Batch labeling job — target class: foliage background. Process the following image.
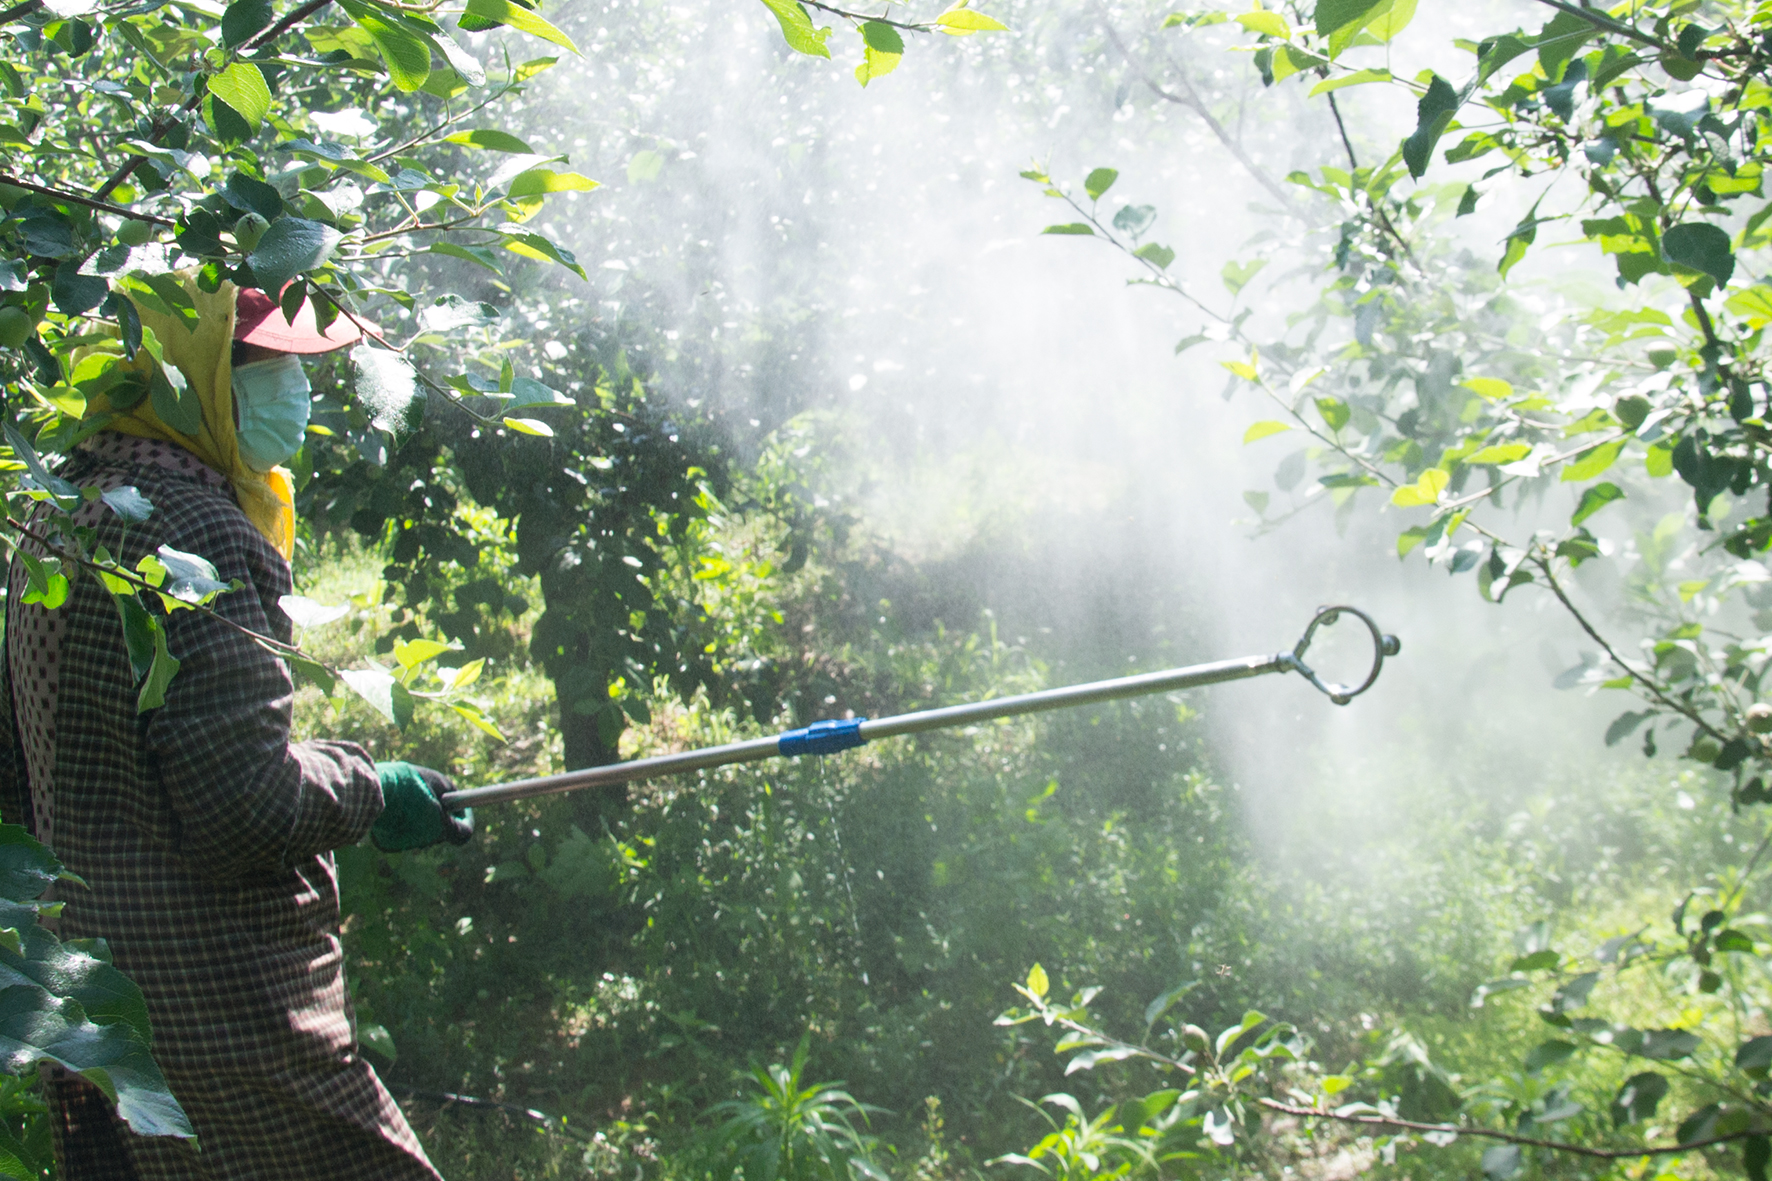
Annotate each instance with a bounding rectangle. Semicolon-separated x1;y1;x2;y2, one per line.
15;0;1772;1175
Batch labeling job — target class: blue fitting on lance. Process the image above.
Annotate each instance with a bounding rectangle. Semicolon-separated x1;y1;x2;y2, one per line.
778;717;868;757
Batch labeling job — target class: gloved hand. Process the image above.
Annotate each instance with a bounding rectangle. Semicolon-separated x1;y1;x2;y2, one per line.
370;761;474;852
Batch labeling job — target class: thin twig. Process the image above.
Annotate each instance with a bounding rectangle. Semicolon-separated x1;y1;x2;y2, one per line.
1528;0;1675;54
1092;6;1300;214
6;515;312;661
1260;1099;1759;1158
1327;92;1360;171
797;0;933;33
0;174;177;226
1532;551;1734;747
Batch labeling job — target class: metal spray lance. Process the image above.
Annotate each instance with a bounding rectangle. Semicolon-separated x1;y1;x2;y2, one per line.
440;605;1402;811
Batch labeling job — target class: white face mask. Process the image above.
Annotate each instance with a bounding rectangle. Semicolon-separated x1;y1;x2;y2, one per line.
232;354;312;473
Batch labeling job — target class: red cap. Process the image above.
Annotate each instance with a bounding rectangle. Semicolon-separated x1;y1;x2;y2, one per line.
235;287;381;355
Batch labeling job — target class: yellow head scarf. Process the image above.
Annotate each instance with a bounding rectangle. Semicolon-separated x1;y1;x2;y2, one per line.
90;276;297;560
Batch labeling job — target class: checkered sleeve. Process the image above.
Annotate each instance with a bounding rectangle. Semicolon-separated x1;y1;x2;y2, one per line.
146;504;382;879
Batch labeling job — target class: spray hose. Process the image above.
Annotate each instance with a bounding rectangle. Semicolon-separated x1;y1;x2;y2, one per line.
439;605;1400;811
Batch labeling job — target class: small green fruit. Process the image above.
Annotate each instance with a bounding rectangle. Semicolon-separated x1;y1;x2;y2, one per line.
1615;395;1652;430
1748;703;1772;734
116;219;154;247
233;212;270;253
0;306;32;350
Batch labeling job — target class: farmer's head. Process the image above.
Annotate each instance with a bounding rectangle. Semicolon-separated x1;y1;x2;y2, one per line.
229;288;369;472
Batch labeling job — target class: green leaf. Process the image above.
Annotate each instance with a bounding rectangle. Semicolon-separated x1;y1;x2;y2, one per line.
1663;222;1735;288
1131;242;1175;269
754;0;831;58
146;545;231;605
443;128;534;152
507;169;600;198
1524;1039;1577;1074
1560;439;1624;482
51;263;107;317
1308;67;1391;96
1214;1010;1265;1059
1026;963;1049;999
248;218;343;295
117;273;199;333
1222;258;1267;294
1314;0;1385;39
220;0;274;47
1084;168;1118;201
935;7;1007;34
1315;396;1349;432
503;416;554;436
1390;468;1448;507
4;422;79;500
143;354;201;435
1365;0;1414;41
462;0;579;52
129;608;180;712
1230;9;1284;38
0;827;66;901
1465;444;1531;464
357;1022;396;1061
499;230;586;278
1634;1029;1701;1060
451;702;507;740
392;637;454;670
1401;73;1458;179
278;592;350;631
1482;1145;1522;1181
285;654;337;696
1536;9;1595;82
1571;482;1625;525
1462;377;1513;401
1042;224;1094;235
340;667;415;728
1747;1136;1769;1181
428;241;504;275
1726;285;1772;328
349;3;433;91
1243;421;1292;444
206;62;271;130
627;150;664;183
1739;1036;1772;1074
18;554;68;611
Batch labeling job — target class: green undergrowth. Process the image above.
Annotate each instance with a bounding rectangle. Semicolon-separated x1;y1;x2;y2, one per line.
275;528;1758;1181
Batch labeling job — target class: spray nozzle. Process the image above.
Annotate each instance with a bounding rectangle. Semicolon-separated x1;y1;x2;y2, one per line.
1283;605;1399;706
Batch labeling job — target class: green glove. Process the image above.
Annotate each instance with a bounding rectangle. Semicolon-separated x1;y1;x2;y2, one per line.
371;761;474;853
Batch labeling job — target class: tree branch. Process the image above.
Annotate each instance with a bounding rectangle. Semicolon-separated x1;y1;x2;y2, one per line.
93;0;337;199
1531;551;1736;747
6;515;311;661
1528;0;1675;55
1260;1098;1758;1159
1092;6;1300;215
0;174;178;227
1327;92;1359;171
798;0;932;33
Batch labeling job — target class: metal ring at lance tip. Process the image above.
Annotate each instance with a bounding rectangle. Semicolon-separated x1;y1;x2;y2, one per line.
1282;604;1399;705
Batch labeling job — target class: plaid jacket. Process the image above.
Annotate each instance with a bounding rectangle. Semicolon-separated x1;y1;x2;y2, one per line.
0;437;440;1180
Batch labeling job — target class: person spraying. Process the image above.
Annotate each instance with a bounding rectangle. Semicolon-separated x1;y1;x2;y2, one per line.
0;275;469;1179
